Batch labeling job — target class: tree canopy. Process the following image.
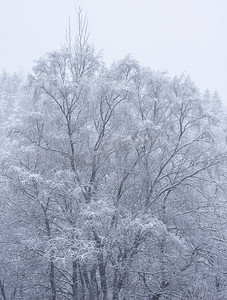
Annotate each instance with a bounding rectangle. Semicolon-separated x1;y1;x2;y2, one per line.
0;10;227;300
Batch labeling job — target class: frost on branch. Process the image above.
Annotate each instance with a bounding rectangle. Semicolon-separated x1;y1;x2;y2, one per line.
0;9;227;300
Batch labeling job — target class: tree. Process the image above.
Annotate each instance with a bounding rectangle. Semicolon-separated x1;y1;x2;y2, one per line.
1;10;227;300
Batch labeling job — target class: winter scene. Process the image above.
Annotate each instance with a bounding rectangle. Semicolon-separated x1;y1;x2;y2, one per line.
0;1;227;299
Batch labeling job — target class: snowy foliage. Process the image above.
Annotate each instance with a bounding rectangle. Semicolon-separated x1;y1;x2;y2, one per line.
0;10;227;300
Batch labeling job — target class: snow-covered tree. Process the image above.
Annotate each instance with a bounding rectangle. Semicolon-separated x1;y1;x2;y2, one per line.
1;9;227;300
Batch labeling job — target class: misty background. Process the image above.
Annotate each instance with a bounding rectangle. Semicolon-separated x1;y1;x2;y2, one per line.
0;0;226;102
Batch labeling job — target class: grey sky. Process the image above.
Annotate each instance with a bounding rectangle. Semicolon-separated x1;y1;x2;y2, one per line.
1;0;227;102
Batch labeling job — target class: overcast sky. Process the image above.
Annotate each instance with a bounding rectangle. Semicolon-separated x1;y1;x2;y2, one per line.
1;0;227;102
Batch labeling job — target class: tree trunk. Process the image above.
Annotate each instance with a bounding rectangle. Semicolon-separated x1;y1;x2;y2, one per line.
89;265;99;300
72;260;78;300
50;259;56;300
112;269;120;300
79;265;86;300
44;215;56;300
0;280;6;300
98;252;108;300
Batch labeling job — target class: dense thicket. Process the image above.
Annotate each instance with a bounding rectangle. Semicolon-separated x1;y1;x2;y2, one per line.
1;11;227;300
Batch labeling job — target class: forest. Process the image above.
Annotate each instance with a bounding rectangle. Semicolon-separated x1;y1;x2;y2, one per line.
0;10;227;300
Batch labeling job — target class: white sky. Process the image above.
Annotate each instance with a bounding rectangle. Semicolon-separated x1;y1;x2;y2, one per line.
0;0;227;102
